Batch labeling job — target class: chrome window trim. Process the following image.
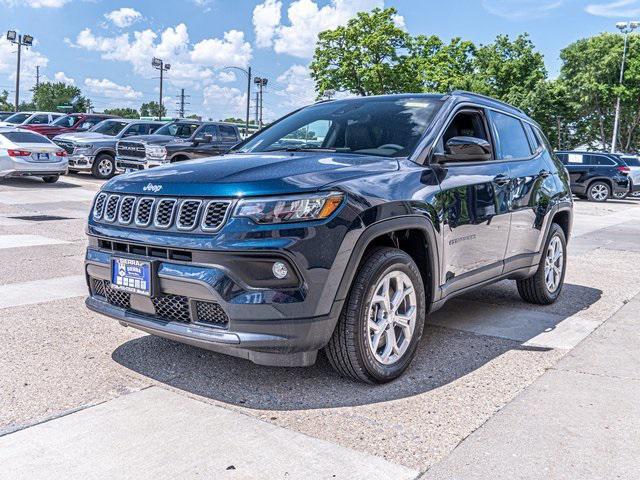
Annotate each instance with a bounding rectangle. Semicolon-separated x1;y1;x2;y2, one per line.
176;199;203;231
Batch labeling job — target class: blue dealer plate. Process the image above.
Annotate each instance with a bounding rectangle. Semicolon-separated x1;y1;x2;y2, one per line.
111;257;152;296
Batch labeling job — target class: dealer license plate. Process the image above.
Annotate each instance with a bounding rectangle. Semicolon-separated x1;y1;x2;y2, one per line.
111;257;152;296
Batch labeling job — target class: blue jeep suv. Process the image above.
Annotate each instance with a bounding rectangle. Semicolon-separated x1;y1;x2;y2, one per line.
85;91;573;383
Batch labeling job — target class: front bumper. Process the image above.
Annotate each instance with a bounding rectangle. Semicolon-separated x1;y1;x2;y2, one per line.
0;157;68;178
116;155;166;171
68;153;94;171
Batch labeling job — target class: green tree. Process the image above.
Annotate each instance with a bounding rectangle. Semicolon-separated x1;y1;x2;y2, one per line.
140;101;166;118
0;90;12;111
104;107;140;119
310;8;413;96
31;82;87;112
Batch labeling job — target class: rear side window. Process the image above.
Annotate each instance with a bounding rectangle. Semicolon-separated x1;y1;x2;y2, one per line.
219;125;238;141
490;111;532;159
556;153;568;164
523;123;541;152
585;155;615;166
0;132;51;143
622;156;640;167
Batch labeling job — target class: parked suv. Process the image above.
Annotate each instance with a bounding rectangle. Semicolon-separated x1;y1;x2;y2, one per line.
22;113;114;139
85;92;572;383
0;111;63;127
115;120;240;171
555;151;630;201
53;119;164;179
610;154;640;198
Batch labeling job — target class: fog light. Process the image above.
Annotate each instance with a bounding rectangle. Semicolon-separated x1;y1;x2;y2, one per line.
272;262;288;279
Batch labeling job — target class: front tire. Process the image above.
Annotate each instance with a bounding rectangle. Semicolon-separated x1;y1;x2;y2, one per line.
91;153;116;179
517;223;567;305
325;247;426;383
587;181;610;202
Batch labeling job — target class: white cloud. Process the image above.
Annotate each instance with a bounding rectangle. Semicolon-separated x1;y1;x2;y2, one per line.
217;70;237;82
190;30;252;68
202;83;247;119
252;0;390;58
54;71;75;85
275;64;317;108
0;39;49;97
253;0;282;48
1;0;69;7
105;7;143;28
585;0;640;17
84;78;142;100
481;0;563;20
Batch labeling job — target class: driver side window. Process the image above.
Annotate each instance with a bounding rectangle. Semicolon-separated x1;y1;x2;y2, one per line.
437;110;491;156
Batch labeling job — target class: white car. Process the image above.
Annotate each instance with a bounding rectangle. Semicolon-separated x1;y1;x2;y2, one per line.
0;111;64;127
620;155;640;197
0;128;68;183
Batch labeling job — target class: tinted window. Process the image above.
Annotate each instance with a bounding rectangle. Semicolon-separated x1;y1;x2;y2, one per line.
91;120;128;136
523;123;541;152
0;131;51;144
556;153;568;164
236;96;443;158
27;114;50;125
490;111;532;159
52;115;81;127
585;155;615;166
155;122;200;138
122;123;146;136
199;125;218;138
621;156;640;167
3;112;31;124
219;125;238;141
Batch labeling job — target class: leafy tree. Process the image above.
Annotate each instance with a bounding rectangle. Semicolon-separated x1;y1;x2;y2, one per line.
310;8;413;96
0;90;12;111
31;82;87;112
140;101;166;118
104;107;140;119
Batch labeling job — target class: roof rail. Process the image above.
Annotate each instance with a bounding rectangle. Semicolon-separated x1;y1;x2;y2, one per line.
450;90;525;115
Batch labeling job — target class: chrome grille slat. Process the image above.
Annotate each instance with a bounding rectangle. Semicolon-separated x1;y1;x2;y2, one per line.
201;200;231;232
93;193;108;220
177;200;202;231
104;195;120;222
118;196;136;224
153;198;177;229
134;197;155;226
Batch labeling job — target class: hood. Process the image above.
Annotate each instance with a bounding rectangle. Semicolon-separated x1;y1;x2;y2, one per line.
118;134;178;145
22;124;70;135
103;152;398;197
55;131;113;143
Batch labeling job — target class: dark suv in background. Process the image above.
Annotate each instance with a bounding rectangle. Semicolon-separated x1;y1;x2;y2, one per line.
115;120;240;171
86;92;572;383
556;151;630;201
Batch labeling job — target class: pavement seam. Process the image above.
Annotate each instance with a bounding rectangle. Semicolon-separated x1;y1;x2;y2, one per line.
548;366;640;382
0;385;154;438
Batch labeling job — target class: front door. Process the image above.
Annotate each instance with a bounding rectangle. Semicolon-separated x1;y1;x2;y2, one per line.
433;108;512;295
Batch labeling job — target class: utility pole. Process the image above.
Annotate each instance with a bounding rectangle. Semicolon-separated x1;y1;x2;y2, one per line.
611;21;639;153
253;77;268;129
36;65;40;87
254;91;260;126
223;66;252;136
5;31;33;112
152;57;171;120
176;88;190;118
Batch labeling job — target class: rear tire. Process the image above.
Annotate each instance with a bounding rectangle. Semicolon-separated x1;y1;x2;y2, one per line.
324;247;426;383
586;181;610;202
91;153;116;179
517;223;567;305
42;175;59;184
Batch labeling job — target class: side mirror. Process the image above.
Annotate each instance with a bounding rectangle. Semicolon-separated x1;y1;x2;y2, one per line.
194;133;213;145
435;136;492;163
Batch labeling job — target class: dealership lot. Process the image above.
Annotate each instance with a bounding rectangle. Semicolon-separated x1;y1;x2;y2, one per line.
0;174;639;477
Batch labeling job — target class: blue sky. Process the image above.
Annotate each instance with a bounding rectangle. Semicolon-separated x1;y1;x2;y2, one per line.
0;0;637;120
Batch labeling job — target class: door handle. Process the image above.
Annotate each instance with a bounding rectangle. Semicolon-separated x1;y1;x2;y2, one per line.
539;169;551;178
493;174;510;186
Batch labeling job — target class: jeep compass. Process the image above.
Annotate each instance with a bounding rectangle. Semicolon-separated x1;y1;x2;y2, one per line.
85;92;573;383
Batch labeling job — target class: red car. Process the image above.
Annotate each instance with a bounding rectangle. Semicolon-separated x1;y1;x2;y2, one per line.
22;113;114;139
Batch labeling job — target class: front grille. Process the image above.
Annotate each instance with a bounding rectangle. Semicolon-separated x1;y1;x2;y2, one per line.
154;199;177;228
117;141;146;159
90;277;228;328
118;196;136;224
201;201;231;231
152;294;191;323
177;200;202;230
54;140;75;154
92;194;233;233
194;301;228;326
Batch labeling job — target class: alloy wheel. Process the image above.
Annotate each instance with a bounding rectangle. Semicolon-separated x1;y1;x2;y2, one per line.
367;270;417;365
98;158;113;177
590;184;609;201
544;235;564;293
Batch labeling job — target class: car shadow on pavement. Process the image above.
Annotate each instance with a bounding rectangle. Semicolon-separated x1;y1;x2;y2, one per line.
0;177;81;189
112;283;602;410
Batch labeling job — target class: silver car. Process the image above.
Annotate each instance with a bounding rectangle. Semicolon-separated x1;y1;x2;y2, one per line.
0;128;68;183
620;155;640;197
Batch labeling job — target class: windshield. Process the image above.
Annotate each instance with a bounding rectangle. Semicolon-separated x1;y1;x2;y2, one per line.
154;122;200;138
52;115;81;127
1;131;52;144
3;113;31;124
236;96;443;157
90;120;128;136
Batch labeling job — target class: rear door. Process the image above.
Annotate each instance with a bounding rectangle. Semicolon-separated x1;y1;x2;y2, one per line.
433;107;512;294
192;124;222;157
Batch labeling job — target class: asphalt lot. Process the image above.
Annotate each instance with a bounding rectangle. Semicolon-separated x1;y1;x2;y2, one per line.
1;173;639;477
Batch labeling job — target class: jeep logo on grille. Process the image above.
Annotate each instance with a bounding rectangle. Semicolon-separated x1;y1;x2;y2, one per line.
143;183;162;193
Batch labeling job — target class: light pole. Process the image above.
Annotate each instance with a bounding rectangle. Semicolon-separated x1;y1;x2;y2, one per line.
611;21;639;153
152;57;171;120
224;66;252;136
6;31;33;112
254;77;268;129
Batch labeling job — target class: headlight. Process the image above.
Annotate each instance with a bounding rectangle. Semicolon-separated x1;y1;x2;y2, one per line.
234;192;344;224
145;145;167;158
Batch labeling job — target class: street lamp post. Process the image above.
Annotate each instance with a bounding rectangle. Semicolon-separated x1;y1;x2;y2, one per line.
6;31;33;112
152;57;171;121
611;21;639;153
254;77;268;129
224;66;252;136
